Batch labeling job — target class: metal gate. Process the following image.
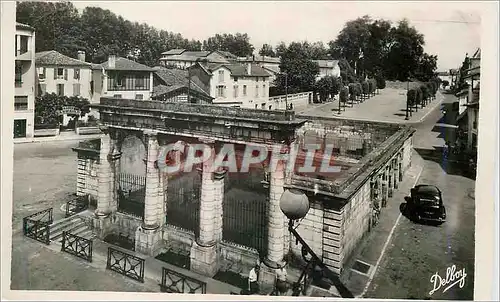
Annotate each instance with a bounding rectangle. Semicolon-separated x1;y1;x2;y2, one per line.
166;172;201;233
117;173;146;218
223;171;269;255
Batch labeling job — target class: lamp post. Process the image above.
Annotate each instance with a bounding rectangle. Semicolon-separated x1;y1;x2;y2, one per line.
283;72;288;110
279;189;354;298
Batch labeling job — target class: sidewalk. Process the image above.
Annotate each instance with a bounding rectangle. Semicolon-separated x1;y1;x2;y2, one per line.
38;229;241;295
14;131;102;144
298;90;444;124
340;152;424;298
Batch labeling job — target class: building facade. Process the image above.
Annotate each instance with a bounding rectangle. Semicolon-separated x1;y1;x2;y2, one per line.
91;55;155;103
14;22;36;139
188;62;272;108
313;60;341;80
72;100;415;291
159;49;232;70
35;50;93;100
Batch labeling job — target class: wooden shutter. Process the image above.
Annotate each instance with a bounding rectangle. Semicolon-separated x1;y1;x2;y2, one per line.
64;69;68;80
54;68;57;79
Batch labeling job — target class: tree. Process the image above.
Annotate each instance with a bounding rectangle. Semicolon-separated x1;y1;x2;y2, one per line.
308;41;330;59
203;33;254;57
407;89;416;109
35;93;90;125
348;83;357;106
420;85;429;107
329;15;372;77
314;76;341;102
275;42;287;58
275;42;320;94
259;44;276;57
339;86;349;107
338;59;358;84
415;53;438;81
362;81;370;100
385;19;425;81
375;74;386;92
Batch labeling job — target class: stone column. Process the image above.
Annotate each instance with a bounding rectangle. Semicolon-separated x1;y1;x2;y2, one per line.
388;163;394;198
260;157;287;286
190;140;219;277
135;130;164;256
381;169;388;208
96;131;114;217
393;158;399;190
398;153;403;182
213;168;226;242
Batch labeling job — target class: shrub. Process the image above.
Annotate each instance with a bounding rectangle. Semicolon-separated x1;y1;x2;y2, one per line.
348;83;357;101
420;85;429;103
355;83;362;97
407;89;417;107
415;87;423;106
339;86;349;104
375;75;386;90
362;81;370;95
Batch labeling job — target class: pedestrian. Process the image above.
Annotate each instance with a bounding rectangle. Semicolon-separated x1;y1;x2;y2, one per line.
275;264;288;295
248;264;260;295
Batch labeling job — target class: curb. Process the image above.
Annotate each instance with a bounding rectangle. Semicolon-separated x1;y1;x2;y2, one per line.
14;135;103;145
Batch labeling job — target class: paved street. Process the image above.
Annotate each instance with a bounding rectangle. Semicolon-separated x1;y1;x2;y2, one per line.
9;93;475;299
298;86;444;124
364;92;475;300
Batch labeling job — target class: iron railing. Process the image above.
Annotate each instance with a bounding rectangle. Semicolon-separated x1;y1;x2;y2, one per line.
65;196;89;218
166;174;201;233
160;267;207;293
106;247;145;282
117;173;146;218
22;208;53;245
61;231;93;262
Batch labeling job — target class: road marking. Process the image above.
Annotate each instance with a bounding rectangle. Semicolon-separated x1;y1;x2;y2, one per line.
358;165;424;298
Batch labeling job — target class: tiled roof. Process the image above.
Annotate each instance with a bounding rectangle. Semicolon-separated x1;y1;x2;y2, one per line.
313;59;339;68
218;51;238;59
238;55;281;64
262;65;280;74
153;66;210;95
93;57;154;71
35;50;91;67
161;49;186;55
160;50;229;64
203;62;271;77
16;22;34;31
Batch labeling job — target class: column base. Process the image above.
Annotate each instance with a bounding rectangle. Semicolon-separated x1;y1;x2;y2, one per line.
135;225;164;257
190;242;218;277
92;211;115;239
259;259;283;287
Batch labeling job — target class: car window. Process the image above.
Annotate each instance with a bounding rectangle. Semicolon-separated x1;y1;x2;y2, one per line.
417;197;439;207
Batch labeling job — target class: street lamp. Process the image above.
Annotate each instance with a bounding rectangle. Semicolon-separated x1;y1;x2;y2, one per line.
282;72;288;110
279;189;354;298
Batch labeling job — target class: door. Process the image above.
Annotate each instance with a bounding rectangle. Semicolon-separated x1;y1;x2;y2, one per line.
13;119;27;138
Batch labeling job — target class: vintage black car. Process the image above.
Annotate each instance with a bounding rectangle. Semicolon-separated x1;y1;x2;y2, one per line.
404;185;446;224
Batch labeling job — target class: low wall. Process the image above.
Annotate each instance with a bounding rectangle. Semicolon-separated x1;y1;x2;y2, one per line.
268;92;312;110
34;128;60;137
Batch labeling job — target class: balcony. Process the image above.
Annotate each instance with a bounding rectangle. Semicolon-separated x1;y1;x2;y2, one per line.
16;50;32;61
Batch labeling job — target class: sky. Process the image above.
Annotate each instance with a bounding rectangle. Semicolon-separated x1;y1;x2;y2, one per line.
71;1;483;71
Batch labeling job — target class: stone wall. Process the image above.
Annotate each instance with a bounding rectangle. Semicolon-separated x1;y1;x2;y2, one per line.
76;157;99;200
322;206;343;273
289;199;324;261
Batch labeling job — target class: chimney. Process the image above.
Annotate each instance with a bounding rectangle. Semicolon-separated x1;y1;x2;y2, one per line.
247;63;251;76
108;55;116;69
77;50;86;62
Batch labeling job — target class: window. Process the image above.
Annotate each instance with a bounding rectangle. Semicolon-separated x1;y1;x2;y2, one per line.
73;83;81;96
116;75;124;87
218;70;224;83
38;84;46;96
38;67;46;80
20;35;28;55
14;96;28;111
74;68;80;80
57;84;64;96
216;85;226;98
234;77;238;82
233;85;239;98
136;77;145;88
135;94;143;100
55;68;65;80
263;84;266;97
243;85;247;96
255;85;259;97
15;61;22;84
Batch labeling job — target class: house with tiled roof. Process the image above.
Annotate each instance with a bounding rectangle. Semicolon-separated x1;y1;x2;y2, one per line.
35;50;93;100
90;55;155;103
159;49;233;69
237;55;281;86
151;66;213;104
313;59;340;80
188;61;272;108
14;22;36;139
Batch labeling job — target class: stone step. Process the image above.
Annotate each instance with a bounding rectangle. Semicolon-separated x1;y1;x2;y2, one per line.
50;221;88;242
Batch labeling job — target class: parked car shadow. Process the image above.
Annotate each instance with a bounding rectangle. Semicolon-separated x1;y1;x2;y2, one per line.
399;202;443;227
414;147;476;180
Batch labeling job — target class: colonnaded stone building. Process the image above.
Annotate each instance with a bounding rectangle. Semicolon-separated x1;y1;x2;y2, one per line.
72;98;414;285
